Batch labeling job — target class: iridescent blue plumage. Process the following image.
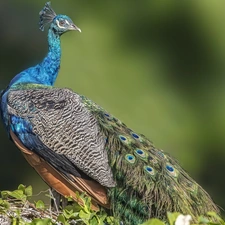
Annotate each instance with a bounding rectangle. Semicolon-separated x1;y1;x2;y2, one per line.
9;4;80;87
0;2;81;133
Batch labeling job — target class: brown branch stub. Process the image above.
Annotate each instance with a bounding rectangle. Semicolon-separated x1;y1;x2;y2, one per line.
0;198;59;224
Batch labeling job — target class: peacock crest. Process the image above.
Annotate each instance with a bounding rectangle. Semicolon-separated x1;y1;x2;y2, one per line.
39;2;57;31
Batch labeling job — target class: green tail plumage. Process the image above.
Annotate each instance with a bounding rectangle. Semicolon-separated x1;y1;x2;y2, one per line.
83;96;219;225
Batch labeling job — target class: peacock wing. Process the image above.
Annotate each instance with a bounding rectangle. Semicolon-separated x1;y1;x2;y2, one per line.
6;86;115;207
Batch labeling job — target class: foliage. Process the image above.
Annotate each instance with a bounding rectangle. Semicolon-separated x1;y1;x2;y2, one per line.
0;185;224;225
1;0;225;214
0;184;115;225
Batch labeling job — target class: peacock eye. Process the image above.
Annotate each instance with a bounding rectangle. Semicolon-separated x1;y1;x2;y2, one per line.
59;20;65;26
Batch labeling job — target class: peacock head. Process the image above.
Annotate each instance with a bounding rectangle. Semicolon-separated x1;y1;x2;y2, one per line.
39;2;81;35
51;15;81;35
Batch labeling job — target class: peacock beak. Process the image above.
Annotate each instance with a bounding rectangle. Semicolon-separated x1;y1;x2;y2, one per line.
69;23;81;32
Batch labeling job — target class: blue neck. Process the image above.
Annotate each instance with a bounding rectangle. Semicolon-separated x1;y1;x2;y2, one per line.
9;28;61;87
40;28;61;85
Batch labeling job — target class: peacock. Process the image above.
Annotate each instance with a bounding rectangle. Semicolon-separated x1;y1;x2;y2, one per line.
0;2;219;225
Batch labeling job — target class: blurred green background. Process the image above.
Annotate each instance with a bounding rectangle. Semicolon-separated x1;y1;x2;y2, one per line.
0;0;225;214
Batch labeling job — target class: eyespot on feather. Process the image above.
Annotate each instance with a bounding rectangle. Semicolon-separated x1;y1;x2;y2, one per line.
134;149;148;161
119;135;132;145
131;132;139;139
166;164;178;178
104;112;114;121
144;166;155;176
125;154;136;164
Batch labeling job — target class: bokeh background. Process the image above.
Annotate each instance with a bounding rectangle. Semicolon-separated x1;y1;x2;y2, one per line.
0;0;225;215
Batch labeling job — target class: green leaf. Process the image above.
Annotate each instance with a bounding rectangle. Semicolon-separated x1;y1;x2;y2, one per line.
0;198;10;210
57;214;66;224
167;212;181;225
1;190;10;199
24;185;33;197
1;189;27;202
141;218;165;225
106;216;117;224
207;212;225;224
9;190;27;202
28;218;52;225
65;196;73;201
79;209;91;220
11;217;18;225
83;196;92;213
198;215;209;224
89;216;99;225
63;208;79;219
18;184;26;192
98;212;107;224
65;203;82;214
35;200;45;210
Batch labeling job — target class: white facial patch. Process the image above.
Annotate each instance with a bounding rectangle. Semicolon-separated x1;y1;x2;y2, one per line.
56;19;69;29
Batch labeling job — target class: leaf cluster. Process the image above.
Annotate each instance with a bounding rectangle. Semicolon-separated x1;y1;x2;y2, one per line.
0;185;223;225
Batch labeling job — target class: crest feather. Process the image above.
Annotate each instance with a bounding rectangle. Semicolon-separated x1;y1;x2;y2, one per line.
39;2;57;31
